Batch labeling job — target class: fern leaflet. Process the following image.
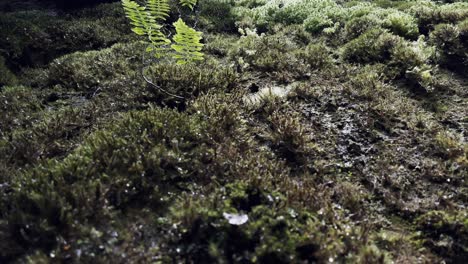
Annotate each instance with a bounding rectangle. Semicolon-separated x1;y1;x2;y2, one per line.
171;18;204;64
122;0;170;57
122;0;151;36
147;0;170;22
179;0;197;10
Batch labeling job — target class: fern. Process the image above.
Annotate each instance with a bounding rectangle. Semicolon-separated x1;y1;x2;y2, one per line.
122;0;152;36
171;18;204;64
122;0;170;57
179;0;198;10
147;0;170;22
122;0;204;63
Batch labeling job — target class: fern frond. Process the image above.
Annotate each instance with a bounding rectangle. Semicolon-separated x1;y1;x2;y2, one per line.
147;0;170;22
171;18;204;64
179;0;197;10
122;0;170;57
122;0;151;36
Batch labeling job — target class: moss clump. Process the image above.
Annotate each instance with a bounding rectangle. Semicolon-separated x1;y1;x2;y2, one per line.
0;108;213;260
430;21;468;72
230;28;303;73
0;56;17;87
229;27;332;80
145;58;238;102
264;109;319;169
0;86;43;136
298;43;334;71
198;0;236;33
342;28;435;80
161;181;385;263
411;2;468;33
43;41;145;92
0;105;97;172
345;5;419;40
416;210;468;261
0;3;132;69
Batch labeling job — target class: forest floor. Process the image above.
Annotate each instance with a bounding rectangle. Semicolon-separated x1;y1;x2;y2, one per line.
0;0;467;263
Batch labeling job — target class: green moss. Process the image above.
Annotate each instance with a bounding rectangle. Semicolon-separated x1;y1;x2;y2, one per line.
145;58;238;101
411;2;468;33
0;1;467;262
265;110;319;169
342;28;434;78
298;43;334;71
0;86;43;135
161;181;380;263
198;0;236;33
0;105;95;171
44;41;144;92
0;56;18;87
342;28;398;63
416;210;468;260
0;3;132;69
0;108;213;260
430;22;467;71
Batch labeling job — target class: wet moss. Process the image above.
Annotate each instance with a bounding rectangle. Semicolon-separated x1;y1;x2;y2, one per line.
0;108;213;260
342;28;435;80
0;56;18;87
416;210;468;261
43;41;144;92
145;58;238;103
411;2;468;33
0;0;467;262
430;21;468;72
0;2;132;70
161;181;383;263
0;86;42;135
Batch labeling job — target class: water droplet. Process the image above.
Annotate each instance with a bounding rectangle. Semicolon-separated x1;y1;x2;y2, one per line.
223;212;249;225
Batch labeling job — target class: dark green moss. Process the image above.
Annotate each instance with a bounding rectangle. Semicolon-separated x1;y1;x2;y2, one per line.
0;3;132;70
0;1;467;263
416;210;468;261
430;22;468;72
0;56;18;87
0;108;213;260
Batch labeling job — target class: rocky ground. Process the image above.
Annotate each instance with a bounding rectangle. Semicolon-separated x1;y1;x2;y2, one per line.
0;0;467;263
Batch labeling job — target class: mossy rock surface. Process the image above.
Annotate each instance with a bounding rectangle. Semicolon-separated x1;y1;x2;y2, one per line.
0;0;467;263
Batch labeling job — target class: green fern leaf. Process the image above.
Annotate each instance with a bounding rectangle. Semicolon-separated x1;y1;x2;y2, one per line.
147;0;170;22
179;0;197;10
122;0;170;57
171;18;204;64
122;0;151;36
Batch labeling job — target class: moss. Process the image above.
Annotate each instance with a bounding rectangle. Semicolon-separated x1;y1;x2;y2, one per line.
0;105;95;170
430;22;468;72
161;181;378;263
382;11;419;39
0;0;467;262
203;34;239;57
0;2;132;69
298;43;334;71
145;58;238;103
342;28;399;64
198;0;236;33
228;28;326;80
342;28;434;78
345;14;382;40
44;41;144;92
0;56;18;87
0;86;43;135
0;107;213;260
416;210;468;261
264;109;319;169
411;2;468;33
